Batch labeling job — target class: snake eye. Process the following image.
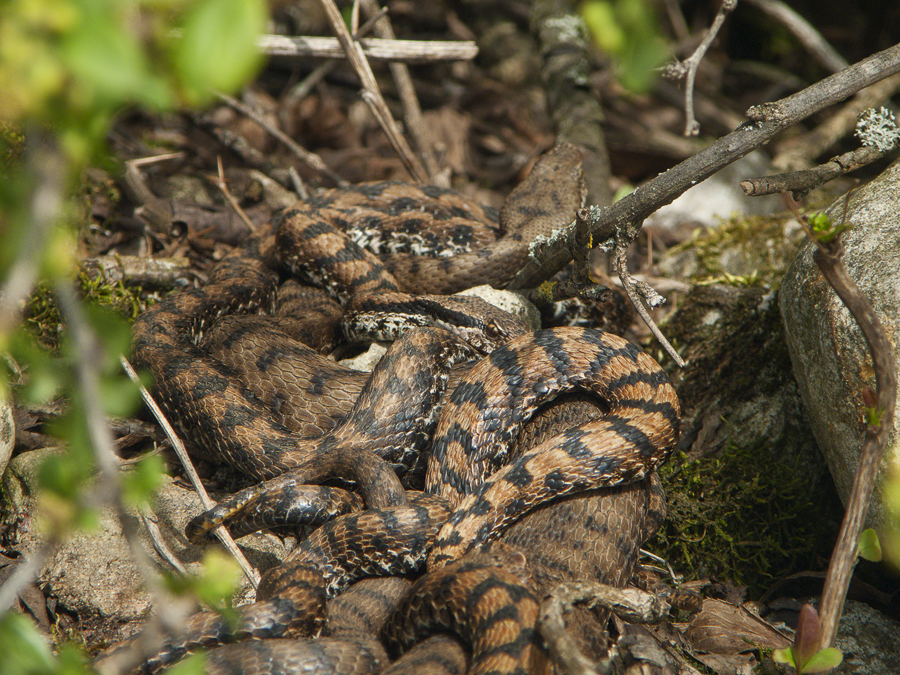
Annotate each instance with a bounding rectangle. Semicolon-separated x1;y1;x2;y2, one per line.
484;321;501;339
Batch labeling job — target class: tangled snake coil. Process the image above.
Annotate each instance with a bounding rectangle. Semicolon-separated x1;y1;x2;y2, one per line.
111;144;680;675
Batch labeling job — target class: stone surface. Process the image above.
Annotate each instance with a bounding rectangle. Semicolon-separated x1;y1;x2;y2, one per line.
4;447;289;646
0;389;13;479
832;600;900;674
780;159;900;530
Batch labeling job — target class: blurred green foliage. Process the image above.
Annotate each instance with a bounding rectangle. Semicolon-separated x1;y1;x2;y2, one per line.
0;0;267;667
579;0;668;93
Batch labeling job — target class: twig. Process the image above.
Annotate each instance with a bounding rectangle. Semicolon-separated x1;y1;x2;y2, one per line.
538;581;670;675
359;0;442;182
259;34;478;64
742;0;848;74
612;236;685;367
215;91;348;187
283;6;388;106
741;145;887;197
510;43;900;293
211;156;256;232
772;72;900;171
120;356;260;587
662;0;738;136
782;197;897;651
317;0;429;182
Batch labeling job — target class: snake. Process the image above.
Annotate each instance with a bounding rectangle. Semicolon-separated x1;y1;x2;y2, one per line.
116;144;681;674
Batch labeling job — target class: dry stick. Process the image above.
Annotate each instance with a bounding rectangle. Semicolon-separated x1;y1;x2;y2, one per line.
120;356;261;587
741;145;887;197
284;6;389;106
742;0;848;74
56;285;198;675
510;43;900;295
663;0;737;136
359;0;442;182
212;156;257;232
317;0;429;182
772;72;900;171
539;582;671;675
215;91;348;188
258;34;478;64
781;200;898;652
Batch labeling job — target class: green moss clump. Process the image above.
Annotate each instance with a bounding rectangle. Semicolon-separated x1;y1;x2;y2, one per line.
650;442;842;596
24;273;145;350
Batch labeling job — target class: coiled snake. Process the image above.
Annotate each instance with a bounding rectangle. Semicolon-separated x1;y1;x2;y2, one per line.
114;144;680;675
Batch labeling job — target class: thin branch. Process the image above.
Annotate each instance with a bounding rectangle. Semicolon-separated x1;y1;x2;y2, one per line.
613;237;685;367
120;356;260;587
538;581;670;675
258;34;478;64
215;92;348;187
211;156;256;232
359;0;441;182
781;197;898;651
741;145;887;197
283;6;388;106
663;0;738;136
317;0;429;182
510;42;900;292
742;0;848;74
772;72;900;170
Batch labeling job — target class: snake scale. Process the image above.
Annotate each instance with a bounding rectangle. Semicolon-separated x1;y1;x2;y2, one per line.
114;144;680;675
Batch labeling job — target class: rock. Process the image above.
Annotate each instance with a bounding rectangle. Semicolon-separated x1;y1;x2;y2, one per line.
832;600;900;674
4;447;290;648
780;159;900;530
0;389;13;478
457;285;542;330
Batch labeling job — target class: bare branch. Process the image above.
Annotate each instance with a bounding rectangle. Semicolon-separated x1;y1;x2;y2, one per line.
741;145;887;197
318;0;429;182
510;43;900;292
663;0;737;136
258;35;478;64
359;0;442;182
215;92;348;187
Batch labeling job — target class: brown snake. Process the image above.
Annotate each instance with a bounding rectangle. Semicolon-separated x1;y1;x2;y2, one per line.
117;144;680;674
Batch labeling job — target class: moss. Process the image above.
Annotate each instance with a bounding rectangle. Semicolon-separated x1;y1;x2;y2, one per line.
24;273;145;350
666;212;806;288
650;442;842;596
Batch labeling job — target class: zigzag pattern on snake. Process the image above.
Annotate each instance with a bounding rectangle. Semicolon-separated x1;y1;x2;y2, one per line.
115;144;681;675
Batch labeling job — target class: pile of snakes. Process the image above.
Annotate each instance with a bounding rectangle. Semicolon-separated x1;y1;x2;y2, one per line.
110;144;680;675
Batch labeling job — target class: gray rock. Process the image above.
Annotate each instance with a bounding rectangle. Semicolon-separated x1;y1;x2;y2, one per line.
4;447;289;646
832;600;900;674
0;389;12;478
780;159;900;530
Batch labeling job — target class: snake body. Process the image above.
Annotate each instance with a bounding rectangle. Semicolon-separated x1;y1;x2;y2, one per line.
117;144;680;674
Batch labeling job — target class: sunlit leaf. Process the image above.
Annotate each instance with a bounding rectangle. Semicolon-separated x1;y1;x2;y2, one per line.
174;0;266;105
801;647;843;673
0;613;56;675
772;647;796;667
857;528;882;562
165;651;207;675
121;454;166;506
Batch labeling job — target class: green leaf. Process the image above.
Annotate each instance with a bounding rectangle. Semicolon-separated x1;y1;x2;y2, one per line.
174;0;266;105
62;1;171;110
772;647;796;667
0;613;56;675
121;454;166;506
857;528;882;562
801;647;843;673
164;651;207;675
